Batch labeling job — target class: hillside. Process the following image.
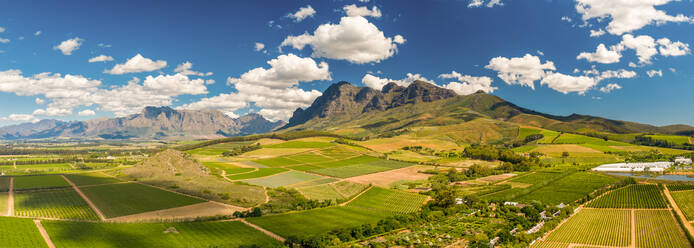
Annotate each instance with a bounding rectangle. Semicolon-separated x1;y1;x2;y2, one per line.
0;107;285;140
285;81;694;141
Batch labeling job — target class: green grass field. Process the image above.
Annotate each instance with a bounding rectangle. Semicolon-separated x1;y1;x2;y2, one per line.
286;153;336;164
243;171;323;188
80;183;205;218
0;217;49;248
0;192;7;214
518;127;542;139
297;184;345;200
546;209;631;246
310;159;411;178
514;172;617;205
253;157;303;167
14;189;99;220
64;173;122;187
42;220;283;248
13;175;71;191
587;184;667;209
225;168;288;180
0;176;10;191
645;134;691;145
670;190;694;221
249;187;426;238
635;210;690;248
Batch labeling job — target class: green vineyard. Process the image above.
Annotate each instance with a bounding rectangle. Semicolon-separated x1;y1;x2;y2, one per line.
635;210;690;248
13;189;100;220
545;209;631;246
586;184;667;209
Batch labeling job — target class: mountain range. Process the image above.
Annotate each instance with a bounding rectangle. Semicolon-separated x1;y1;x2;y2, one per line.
2;80;693;141
283;80;694;142
0;107;285;140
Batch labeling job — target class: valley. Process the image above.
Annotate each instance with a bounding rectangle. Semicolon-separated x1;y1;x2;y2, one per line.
1;84;694;247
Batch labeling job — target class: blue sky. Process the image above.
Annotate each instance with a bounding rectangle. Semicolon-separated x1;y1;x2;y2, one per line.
0;0;693;126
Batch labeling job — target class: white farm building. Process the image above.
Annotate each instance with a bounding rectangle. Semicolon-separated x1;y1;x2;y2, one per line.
592;161;673;172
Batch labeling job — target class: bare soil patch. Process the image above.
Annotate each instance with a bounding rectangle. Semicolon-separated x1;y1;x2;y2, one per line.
532;144;602;154
109;202;245;222
346;166;433;187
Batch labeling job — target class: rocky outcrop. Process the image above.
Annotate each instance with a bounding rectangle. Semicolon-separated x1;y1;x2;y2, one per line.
286;80;458;128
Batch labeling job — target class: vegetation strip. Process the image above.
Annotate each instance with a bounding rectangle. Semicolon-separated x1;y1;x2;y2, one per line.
61;175;106;221
7;177;13;216
33;220;56;248
238;219;286;242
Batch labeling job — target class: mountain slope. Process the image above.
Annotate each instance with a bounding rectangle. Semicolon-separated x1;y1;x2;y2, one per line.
284;81;694;140
0;107;285;140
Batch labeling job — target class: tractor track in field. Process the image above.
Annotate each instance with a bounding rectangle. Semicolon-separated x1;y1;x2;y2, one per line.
62;175;106;221
33;219;56;248
339;185;372;206
238;219;285;242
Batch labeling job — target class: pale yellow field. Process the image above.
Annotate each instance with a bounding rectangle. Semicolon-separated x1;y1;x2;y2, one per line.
346;165;435;187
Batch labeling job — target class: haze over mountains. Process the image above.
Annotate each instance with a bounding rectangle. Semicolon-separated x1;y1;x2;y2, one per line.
0;106;285;140
2;80;694;140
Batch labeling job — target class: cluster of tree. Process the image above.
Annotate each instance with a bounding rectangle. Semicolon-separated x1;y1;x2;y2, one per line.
438;145;546;171
221;144;261;157
402;146;436;155
605;150;671;162
0;148;157;156
511;133;545;147
0;157;121;166
233;207;263;218
632;135;694;150
258;188;335;215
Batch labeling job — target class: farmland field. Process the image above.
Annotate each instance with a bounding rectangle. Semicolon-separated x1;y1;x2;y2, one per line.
14;188;100;220
586;184;667;209
529;241;569;248
0;176;9;191
545;209;631;246
242;170;323;188
635;210;690;248
64;172;122;186
0;217;49;248
253;157;303;167
42;219;283;248
514;172;617;205
667;184;694;191
225;168;288;180
79;183;205;218
310;159;411;178
0;192;7;214
670;190;694;220
13;175;70;191
249;187;426;238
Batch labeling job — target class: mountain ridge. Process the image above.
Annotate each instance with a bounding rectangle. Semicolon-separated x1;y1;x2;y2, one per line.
284;81;694;137
0;107;285;140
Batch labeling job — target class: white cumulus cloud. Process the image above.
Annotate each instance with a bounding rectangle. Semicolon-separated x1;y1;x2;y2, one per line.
577;44;622;64
254;42;265;52
647;69;663;77
173;61;212;77
288;5;316;22
361;73;434;91
280;16;405;64
181;54;330;121
54;37;83;55
78;109;96;116
485;54;556;89
575;0;693;35
88;55;114;63
439;71;497;95
105;54;167;74
599;83;622;93
343;4;382;18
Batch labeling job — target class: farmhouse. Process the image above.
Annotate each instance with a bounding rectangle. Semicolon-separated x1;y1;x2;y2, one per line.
675;157;692;165
591;161;673;172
